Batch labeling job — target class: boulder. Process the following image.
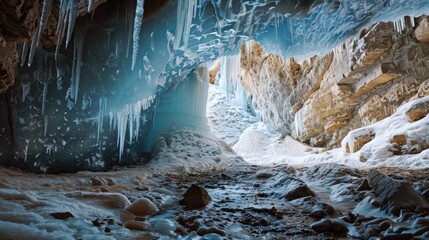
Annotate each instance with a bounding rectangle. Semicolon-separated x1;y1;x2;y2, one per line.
126;198;158;216
367;170;429;216
181;185;212;208
284;181;316;201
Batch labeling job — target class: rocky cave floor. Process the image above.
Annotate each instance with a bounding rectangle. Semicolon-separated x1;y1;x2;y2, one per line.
1;163;429;239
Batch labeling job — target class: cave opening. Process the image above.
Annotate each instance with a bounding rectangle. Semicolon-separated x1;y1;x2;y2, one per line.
1;0;429;239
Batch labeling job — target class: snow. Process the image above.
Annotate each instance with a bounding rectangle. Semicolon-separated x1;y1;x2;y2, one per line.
233;122;318;166
208;82;429;170
148;128;244;172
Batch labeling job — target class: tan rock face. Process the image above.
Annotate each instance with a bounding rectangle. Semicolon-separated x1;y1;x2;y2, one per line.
240;16;429;148
406;100;429;122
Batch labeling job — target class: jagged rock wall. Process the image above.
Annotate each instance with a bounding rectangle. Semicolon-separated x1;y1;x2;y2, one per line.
240;16;429;148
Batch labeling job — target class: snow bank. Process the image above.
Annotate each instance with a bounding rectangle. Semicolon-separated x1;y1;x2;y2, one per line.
233;122;319;166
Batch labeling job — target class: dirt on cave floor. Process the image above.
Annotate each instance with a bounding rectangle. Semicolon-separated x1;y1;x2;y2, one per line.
1;163;429;239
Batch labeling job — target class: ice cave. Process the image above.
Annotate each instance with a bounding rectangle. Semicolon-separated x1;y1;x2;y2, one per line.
1;0;429;239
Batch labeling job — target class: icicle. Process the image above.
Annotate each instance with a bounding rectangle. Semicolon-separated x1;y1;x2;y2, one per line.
128;105;134;143
71;30;84;103
20;40;30;66
88;0;94;12
173;0;185;50
44;116;49;137
182;0;195;50
131;0;145;70
117;106;129;162
27;34;39;67
24;140;29;162
410;17;415;28
41;83;48;115
97;97;107;145
21;82;31;102
66;0;78;48
150;32;155;51
27;0;53;66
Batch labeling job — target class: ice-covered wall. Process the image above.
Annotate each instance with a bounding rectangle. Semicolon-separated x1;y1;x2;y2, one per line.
146;66;210;151
1;0;429;172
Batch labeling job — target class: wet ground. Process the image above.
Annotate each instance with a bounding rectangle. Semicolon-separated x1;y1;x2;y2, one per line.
1;163;429;239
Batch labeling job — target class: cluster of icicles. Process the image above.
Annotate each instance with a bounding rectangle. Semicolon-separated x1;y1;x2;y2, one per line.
17;0;162;160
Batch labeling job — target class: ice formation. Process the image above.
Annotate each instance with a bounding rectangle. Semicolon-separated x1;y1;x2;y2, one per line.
1;0;429;171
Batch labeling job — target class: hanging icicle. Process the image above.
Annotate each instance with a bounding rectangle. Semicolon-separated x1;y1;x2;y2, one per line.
174;0;196;50
20;40;30;67
27;0;54;67
131;0;145;70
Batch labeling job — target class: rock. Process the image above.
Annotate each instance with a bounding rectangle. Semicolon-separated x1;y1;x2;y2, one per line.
331;220;348;233
311;219;333;233
344;132;375;153
367;170;429;215
92;218;102;227
175;225;189;236
50;212;74;220
391;135;407;146
284;182;316;201
406;100;429;123
309;209;328;219
364;226;380;239
381;233;413;240
357;179;371;191
414;226;429;236
413;217;429;228
255;171;274;179
180;185;212;208
414;17;429;43
91;177;107;186
196;226;226;236
378;220;391;231
123;220;151;231
125;198;158;216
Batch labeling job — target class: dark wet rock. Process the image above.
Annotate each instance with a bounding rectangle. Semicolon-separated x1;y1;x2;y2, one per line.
311;219;333;233
256;171;274;179
180;185;212;208
364;226;380;239
370;198;382;207
50;212;74;220
92;218;102;226
104;227;111;233
331;220;348;233
414;226;429;236
357;179;371;191
367;170;429;216
378;220;391;231
309;209;328;219
413;217;429;228
175;225;189;236
196;226;226;236
381;233;413;240
284;182;316;201
340;212;356;223
258;218;271;226
322;203;335;214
